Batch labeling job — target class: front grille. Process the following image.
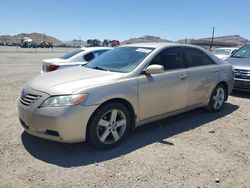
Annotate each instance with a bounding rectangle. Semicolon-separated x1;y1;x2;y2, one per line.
234;69;250;79
20;93;41;106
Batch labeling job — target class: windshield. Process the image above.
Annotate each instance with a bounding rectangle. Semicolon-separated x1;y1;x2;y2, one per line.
212;49;231;55
60;49;85;59
232;45;250;58
86;47;154;73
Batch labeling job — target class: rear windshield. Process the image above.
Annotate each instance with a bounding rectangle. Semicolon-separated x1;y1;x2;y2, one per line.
60;49;84;59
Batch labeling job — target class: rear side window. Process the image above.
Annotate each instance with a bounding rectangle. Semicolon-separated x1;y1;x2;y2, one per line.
60;49;84;59
149;47;184;70
93;50;108;58
183;47;215;67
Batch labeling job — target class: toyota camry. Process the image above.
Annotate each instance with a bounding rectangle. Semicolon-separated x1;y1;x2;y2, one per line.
18;43;234;149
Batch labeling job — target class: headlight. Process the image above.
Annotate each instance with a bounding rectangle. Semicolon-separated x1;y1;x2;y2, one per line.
40;94;88;108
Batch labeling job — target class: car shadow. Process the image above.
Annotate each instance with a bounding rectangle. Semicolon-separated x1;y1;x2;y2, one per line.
231;90;250;99
21;103;238;168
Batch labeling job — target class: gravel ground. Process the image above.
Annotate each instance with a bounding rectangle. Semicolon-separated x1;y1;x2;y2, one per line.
0;49;249;188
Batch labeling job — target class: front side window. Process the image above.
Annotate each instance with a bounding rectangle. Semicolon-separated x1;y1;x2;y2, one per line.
86;47;154;73
232;44;250;58
149;47;184;70
183;47;215;67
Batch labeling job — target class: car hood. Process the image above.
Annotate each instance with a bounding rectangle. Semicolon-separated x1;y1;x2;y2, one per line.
225;57;250;70
27;66;124;95
215;54;229;60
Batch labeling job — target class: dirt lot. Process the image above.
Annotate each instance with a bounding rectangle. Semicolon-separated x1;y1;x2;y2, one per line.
0;49;249;188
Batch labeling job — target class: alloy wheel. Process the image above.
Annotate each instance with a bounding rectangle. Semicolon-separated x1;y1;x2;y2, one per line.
97;109;127;144
212;87;225;110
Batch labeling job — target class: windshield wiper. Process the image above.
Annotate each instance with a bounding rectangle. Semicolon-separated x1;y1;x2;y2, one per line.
82;64;110;71
92;66;108;71
232;56;244;58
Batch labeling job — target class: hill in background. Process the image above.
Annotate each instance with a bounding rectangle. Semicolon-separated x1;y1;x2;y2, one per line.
0;33;249;47
121;35;173;44
63;40;87;47
0;33;64;45
178;35;249;47
202;35;249;46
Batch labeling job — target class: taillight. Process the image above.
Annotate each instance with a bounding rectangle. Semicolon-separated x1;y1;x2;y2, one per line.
46;64;60;72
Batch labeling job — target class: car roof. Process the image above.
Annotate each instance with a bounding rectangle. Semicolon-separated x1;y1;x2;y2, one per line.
120;42;207;50
213;47;238;50
121;43;177;48
81;47;112;51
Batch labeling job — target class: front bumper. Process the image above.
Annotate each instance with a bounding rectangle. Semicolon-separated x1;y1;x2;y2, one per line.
18;101;98;143
233;78;250;92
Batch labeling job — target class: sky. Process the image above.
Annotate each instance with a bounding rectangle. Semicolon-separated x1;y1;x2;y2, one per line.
1;0;250;41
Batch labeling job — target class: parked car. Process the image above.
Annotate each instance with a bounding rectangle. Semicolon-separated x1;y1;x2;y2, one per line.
40;41;53;48
212;47;238;60
41;47;111;73
87;39;101;47
102;39;111;47
21;41;38;48
18;43;234;149
225;44;250;91
111;40;120;47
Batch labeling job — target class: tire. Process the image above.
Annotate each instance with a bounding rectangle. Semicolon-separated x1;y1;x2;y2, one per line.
205;84;226;112
88;103;131;149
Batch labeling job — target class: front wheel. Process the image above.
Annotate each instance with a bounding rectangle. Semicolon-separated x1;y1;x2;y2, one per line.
205;84;226;112
88;103;131;149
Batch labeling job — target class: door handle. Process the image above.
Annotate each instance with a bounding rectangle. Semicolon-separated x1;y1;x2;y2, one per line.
179;74;188;80
213;69;219;73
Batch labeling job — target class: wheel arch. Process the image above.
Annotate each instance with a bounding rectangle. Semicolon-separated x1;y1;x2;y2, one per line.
86;98;136;141
216;81;229;101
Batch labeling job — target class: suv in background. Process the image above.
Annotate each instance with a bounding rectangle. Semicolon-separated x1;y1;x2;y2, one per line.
225;44;250;92
21;41;38;48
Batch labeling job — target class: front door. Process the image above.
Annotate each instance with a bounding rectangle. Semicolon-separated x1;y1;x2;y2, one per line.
138;47;188;120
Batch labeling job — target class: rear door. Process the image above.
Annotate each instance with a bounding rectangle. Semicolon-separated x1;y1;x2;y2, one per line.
138;47;188;120
182;47;218;107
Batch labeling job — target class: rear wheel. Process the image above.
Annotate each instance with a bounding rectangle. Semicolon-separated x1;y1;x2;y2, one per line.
88;103;131;149
205;84;226;112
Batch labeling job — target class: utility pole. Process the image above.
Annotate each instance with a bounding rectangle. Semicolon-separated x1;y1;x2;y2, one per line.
16;36;18;53
210;26;215;50
79;36;81;47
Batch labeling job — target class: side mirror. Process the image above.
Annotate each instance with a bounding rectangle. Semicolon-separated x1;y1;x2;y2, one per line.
144;64;164;75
